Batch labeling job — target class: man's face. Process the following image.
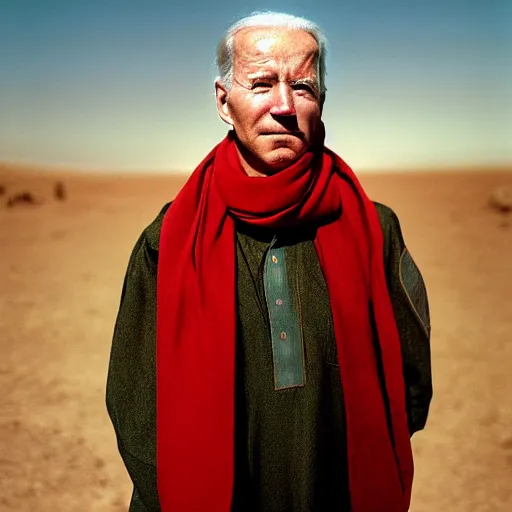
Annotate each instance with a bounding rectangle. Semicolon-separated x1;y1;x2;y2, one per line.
215;27;323;176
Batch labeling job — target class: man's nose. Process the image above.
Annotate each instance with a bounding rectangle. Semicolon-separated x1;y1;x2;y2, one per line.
269;82;296;116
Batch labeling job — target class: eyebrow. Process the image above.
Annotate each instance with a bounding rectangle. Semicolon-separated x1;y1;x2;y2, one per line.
290;77;318;88
245;72;318;86
246;71;278;80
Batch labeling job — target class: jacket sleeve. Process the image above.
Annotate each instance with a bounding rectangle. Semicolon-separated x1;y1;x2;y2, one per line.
374;202;433;436
106;203;171;511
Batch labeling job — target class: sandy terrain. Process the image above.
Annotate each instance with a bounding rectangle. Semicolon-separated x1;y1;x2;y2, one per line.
0;162;511;511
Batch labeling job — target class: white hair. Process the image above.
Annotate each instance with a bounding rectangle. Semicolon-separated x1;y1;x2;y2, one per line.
216;11;328;101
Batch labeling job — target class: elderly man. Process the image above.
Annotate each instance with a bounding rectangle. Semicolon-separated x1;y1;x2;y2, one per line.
106;11;432;512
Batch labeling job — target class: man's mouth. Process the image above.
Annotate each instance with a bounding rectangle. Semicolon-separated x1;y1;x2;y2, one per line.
261;131;303;138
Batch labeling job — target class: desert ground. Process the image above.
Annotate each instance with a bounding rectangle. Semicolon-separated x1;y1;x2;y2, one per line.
0;162;511;511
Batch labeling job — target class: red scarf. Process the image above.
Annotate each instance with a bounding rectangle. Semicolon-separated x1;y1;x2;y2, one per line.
156;131;413;511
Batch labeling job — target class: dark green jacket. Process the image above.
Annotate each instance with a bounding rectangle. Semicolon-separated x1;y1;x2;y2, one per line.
106;201;432;511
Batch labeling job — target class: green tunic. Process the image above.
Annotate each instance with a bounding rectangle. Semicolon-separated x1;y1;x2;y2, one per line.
233;223;350;511
106;202;432;512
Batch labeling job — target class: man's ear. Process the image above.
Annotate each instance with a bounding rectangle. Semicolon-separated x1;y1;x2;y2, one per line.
215;80;233;125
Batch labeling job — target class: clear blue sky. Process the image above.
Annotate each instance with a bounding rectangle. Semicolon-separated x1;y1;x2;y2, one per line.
1;0;510;172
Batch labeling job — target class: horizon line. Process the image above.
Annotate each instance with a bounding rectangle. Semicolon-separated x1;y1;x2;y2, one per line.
1;159;511;177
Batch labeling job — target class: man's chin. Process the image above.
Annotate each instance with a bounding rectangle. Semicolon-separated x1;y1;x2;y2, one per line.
263;147;304;170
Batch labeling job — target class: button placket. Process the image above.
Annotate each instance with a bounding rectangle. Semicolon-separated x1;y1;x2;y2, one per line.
264;245;305;390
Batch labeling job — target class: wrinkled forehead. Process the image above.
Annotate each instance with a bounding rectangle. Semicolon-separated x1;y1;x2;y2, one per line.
233;27;320;76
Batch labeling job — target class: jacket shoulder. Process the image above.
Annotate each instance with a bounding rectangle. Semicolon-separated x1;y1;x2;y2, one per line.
372;201;406;262
373;201;393;221
141;201;172;254
373;201;402;237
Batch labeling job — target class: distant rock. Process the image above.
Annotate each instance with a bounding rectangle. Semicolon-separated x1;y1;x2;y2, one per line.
54;182;66;201
0;185;5;196
488;186;512;213
6;191;40;208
